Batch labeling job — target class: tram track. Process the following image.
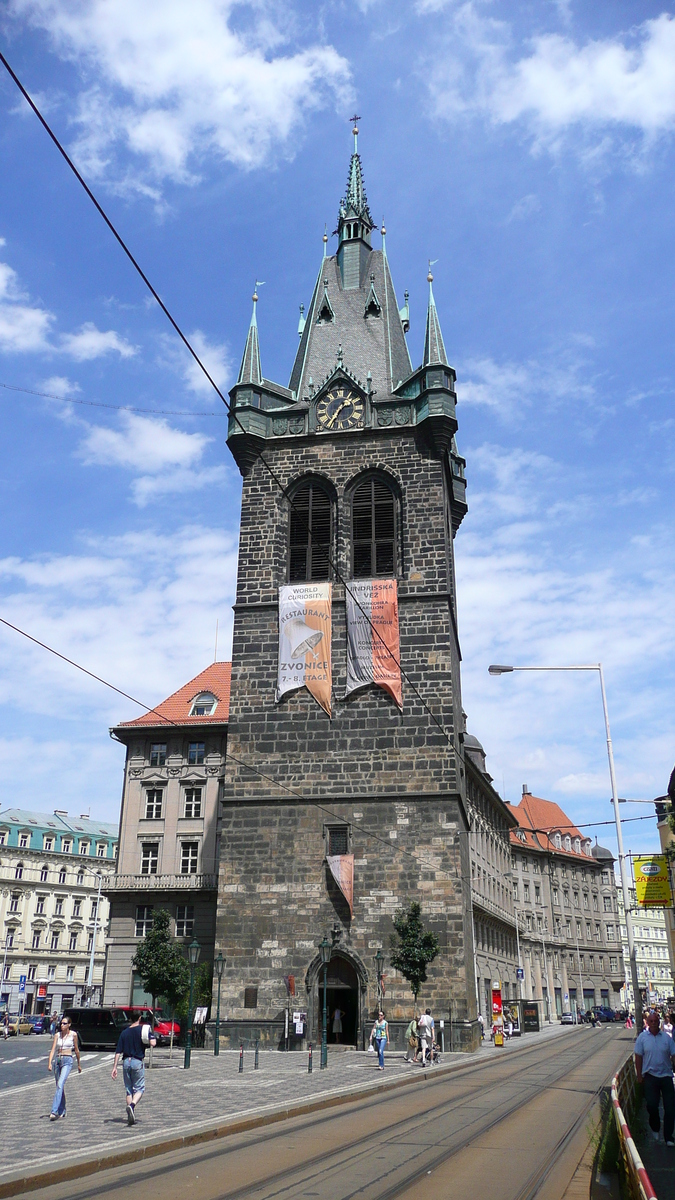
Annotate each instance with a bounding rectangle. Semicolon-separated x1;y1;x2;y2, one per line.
30;1027;632;1200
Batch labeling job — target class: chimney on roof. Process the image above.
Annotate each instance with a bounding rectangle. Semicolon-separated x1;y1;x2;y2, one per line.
53;809;68;816
522;785;530;796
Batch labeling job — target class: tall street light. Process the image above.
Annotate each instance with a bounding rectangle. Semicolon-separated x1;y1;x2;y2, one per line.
488;661;642;1028
85;870;103;1006
214;952;224;1057
183;937;201;1070
318;936;331;1070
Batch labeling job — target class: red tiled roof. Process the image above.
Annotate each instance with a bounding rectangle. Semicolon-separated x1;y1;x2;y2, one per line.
117;662;231;728
506;793;592;861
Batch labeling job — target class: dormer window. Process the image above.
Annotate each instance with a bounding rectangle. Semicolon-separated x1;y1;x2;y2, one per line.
190;693;218;717
553;832;562;850
564;835;572;851
573;837;581;854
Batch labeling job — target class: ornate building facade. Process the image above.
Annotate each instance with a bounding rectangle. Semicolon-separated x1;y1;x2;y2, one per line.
104;663;229;1004
0;808;117;1014
214;126;480;1051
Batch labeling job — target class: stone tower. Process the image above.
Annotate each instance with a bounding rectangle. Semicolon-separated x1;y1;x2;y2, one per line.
215;124;478;1051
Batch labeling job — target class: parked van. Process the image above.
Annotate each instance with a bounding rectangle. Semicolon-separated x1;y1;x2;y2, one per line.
62;1007;132;1050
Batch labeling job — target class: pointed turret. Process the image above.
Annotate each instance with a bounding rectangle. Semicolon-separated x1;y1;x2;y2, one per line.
423;266;448;367
237;285;262;385
335;118;376;289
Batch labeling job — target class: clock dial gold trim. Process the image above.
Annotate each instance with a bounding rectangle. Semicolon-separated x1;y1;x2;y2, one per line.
316;385;365;432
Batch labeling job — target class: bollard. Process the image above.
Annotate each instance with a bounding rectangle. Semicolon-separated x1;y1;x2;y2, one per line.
239;1043;244;1073
308;1043;313;1073
254;1040;259;1070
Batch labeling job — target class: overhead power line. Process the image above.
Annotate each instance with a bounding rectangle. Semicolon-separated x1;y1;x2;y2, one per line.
1;380;220;417
0;49;453;750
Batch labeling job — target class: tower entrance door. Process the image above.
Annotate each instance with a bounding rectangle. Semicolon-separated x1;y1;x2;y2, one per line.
321;955;359;1046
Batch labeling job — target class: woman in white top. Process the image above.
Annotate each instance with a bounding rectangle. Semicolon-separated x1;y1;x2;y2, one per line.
47;1016;82;1120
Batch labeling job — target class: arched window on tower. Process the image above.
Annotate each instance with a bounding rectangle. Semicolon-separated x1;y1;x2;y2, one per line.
351;476;397;577
288;481;332;582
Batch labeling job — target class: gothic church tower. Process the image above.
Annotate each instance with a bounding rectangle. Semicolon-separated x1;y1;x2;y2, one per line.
215;124;477;1050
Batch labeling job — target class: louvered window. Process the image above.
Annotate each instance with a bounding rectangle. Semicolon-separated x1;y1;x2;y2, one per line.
289;483;331;582
352;477;396;577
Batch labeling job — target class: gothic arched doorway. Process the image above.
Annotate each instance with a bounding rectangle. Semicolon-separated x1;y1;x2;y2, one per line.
324;954;359;1046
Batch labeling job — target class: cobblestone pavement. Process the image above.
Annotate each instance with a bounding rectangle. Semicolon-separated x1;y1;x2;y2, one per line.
0;1022;578;1187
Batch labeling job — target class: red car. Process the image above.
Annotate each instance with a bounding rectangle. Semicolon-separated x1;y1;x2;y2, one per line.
112;1005;180;1045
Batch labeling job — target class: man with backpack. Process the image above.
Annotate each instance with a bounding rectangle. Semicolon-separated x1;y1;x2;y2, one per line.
111;1012;156;1126
404;1014;418;1062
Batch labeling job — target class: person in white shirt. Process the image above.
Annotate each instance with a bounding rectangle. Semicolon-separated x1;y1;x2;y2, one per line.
418;1009;434;1065
634;1010;675;1146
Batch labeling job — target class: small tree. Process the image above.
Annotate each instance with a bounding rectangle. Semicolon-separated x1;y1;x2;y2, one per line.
131;909;190;1055
390;901;439;1014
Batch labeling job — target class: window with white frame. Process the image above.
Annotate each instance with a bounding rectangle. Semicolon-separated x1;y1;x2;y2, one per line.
97;843;107;857
145;790;163;820
3;962;10;977
58;868;67;884
36;895;46;915
180;841;199;875
141;843;159;875
55;897;64;917
9;893;20;913
50;932;59;951
90;899;98;920
184;788;202;819
190;693;217;717
175;904;194;936
87;932;94;953
0;830;6;845
77;871;84;886
27;965;36;981
69;932;78;951
31;930;41;949
188;742;205;765
47;965;55;980
603;896;612;912
43;836;54;851
135;905;153;937
79;841;90;856
19;833;29;848
62;839;72;853
15;863;23;880
66;966;74;981
72;898;82;918
39;865;48;882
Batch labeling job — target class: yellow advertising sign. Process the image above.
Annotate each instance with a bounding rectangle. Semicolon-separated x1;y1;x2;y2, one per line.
633;855;672;907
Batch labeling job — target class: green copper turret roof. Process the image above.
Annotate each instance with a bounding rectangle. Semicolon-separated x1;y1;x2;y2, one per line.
423;269;448;367
237;287;262;385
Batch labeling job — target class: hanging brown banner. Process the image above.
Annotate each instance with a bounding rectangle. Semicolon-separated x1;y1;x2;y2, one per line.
277;582;332;716
345;579;402;708
327;853;354;916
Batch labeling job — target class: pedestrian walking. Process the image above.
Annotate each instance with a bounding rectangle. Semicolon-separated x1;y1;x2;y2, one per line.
2;1011;9;1040
111;1012;156;1126
47;1016;82;1120
418;1009;434;1065
404;1015;418;1063
369;1010;389;1070
331;1007;343;1044
634;1010;675;1147
478;1012;485;1040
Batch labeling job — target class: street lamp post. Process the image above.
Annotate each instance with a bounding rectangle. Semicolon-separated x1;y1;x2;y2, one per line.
489;661;642;1029
375;949;385;1010
318;936;331;1070
214;952;224;1057
183;937;201;1070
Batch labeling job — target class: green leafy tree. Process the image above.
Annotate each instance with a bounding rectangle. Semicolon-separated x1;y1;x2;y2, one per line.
131;908;190;1053
390;901;439;1013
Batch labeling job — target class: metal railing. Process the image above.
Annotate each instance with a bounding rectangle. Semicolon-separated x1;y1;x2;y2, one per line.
611;1056;657;1200
102;873;217;892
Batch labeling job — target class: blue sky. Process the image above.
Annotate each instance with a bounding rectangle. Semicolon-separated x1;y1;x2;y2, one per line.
0;1;673;862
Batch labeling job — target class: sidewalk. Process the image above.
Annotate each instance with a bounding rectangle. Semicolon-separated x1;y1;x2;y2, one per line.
633;1096;675;1198
0;1021;581;1196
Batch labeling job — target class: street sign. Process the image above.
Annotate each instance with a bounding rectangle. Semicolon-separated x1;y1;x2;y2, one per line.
18;975;26;995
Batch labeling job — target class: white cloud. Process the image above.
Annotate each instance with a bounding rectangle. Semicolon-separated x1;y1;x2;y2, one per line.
429;9;675;157
76;411;226;505
457;350;596;415
506;193;540;222
60;322;137;360
39;375;81;397
10;0;352;189
0;524;239;818
161;329;231;396
0;260;53;353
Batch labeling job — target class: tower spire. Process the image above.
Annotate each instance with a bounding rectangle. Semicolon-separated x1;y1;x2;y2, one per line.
335;118;376;289
237;282;263;385
423;262;448;367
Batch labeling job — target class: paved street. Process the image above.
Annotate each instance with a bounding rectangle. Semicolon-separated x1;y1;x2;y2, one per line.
0;1034;108;1088
0;1022;625;1196
6;1024;632;1200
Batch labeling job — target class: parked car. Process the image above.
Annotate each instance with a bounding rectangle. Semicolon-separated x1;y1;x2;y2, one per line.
62;1007;133;1050
560;1011;580;1025
110;1005;179;1045
6;1015;33;1035
25;1014;46;1034
591;1006;616;1023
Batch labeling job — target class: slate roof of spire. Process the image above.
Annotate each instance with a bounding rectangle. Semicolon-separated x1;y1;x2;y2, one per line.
423;279;449;367
237;295;262;385
288;250;411;399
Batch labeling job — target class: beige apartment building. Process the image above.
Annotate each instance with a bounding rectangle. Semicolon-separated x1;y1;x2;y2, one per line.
103;663;230;1005
507;790;625;1017
0;808;117;1014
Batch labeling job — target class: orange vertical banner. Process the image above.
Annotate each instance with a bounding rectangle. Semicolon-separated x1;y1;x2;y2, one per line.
345;579;402;708
277;583;332;716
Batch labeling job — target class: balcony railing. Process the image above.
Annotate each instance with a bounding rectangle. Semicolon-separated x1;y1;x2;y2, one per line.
102;873;217;892
471;888;518;929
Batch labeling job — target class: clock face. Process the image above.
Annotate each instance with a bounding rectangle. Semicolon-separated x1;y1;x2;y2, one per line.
316;385;365;432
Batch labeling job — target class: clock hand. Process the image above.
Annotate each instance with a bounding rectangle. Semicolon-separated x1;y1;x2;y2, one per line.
326;401;349;428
